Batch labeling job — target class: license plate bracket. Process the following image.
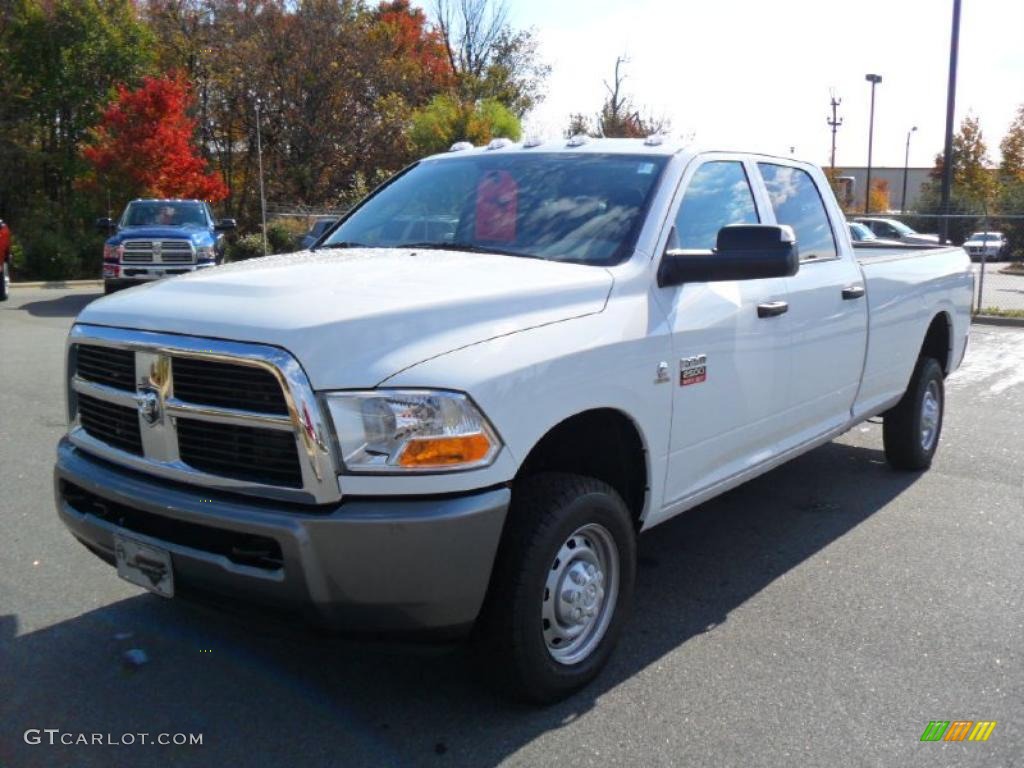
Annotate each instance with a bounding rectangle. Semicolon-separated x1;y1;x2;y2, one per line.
114;534;174;598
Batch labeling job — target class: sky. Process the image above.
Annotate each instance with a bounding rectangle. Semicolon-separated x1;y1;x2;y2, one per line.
436;0;1024;169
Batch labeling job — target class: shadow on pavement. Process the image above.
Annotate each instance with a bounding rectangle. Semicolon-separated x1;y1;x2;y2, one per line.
1;441;917;768
18;292;102;318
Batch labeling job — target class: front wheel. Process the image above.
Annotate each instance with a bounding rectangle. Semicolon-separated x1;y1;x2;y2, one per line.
883;357;945;470
478;473;636;704
0;259;9;301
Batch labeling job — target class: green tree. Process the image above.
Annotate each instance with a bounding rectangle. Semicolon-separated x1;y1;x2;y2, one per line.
434;0;549;118
927;114;996;207
1;0;155;214
409;93;521;155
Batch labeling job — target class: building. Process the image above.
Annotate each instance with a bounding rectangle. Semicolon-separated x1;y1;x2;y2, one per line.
832;166;933;212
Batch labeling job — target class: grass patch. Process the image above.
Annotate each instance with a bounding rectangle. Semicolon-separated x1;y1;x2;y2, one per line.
976;307;1024;319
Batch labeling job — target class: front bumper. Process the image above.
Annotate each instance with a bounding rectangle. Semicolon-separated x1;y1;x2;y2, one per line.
104;262;215;284
55;439;510;634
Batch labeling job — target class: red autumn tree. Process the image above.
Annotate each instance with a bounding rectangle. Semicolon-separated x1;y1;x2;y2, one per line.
82;73;228;201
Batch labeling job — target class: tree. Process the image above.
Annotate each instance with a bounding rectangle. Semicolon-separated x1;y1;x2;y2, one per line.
868;178;890;214
1000;104;1024;184
82;74;228;201
928;114;996;207
564;56;669;139
410;93;521;155
1;0;155;213
434;0;548;117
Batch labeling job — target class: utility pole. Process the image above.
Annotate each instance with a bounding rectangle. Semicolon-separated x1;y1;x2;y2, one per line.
864;74;882;214
939;0;962;242
827;90;842;171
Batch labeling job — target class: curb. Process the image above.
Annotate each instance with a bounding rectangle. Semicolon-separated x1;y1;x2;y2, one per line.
972;315;1024;328
12;279;103;288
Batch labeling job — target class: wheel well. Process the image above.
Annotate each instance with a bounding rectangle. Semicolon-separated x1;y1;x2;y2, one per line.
920;313;952;375
516;409;648;526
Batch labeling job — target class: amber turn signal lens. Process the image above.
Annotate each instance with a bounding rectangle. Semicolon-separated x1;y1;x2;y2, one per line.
396;433;492;468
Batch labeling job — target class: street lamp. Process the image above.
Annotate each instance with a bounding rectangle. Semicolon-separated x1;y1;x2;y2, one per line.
253;95;268;257
864;73;882;214
901;126;918;214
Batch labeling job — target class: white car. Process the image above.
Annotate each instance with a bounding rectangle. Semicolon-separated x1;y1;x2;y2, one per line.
963;231;1008;261
854;217;942;245
56;139;972;703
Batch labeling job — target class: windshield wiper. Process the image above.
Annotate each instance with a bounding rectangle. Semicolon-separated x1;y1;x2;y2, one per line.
314;241;373;250
394;241;540;259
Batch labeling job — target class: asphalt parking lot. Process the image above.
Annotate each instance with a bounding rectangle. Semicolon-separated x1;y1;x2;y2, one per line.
2;285;1022;768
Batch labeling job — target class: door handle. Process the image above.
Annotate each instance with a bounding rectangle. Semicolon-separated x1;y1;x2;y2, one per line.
842;284;866;300
757;301;789;318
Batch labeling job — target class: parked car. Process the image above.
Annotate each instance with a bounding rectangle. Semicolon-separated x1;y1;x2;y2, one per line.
0;218;10;301
848;221;901;246
57;141;972;703
96;199;236;294
853;217;942;244
298;217;338;250
962;231;1008;261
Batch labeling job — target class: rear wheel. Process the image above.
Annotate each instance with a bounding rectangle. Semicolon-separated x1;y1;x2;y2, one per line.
0;259;9;301
478;473;636;704
883;357;945;470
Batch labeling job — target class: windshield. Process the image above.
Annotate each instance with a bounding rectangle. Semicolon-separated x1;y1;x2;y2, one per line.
968;232;1001;240
849;223;875;240
122;201;208;228
321;153;669;265
886;220;916;236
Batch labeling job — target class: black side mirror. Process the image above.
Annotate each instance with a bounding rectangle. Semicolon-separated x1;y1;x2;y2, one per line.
95;217;116;235
658;224;799;287
214;218;237;232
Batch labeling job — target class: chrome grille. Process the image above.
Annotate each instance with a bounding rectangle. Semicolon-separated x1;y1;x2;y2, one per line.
66;326;338;504
121;239;195;264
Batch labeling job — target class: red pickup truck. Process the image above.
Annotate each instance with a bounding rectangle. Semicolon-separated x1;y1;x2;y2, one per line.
0;219;11;301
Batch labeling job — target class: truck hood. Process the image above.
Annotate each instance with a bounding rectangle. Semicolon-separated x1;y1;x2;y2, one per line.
110;225;212;244
78;248;614;388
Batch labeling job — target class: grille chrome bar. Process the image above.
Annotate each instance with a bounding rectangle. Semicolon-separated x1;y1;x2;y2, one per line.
67;324;339;504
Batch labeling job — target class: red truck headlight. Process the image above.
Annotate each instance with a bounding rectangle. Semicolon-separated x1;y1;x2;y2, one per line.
103;244;123;263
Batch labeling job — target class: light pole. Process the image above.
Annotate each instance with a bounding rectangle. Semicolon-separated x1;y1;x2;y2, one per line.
901;126;917;214
864;73;882;214
939;0;962;243
253;96;268;256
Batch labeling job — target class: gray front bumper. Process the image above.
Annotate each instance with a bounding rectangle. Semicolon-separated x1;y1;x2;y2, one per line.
55;439;510;633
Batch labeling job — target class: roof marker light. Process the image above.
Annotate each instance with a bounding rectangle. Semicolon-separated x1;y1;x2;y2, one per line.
449;141;473;152
566;134;589;147
522;136;544;148
644;133;666;146
487;137;514;150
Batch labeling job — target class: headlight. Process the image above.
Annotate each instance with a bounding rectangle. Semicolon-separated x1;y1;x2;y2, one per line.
323;390;501;473
196;245;216;261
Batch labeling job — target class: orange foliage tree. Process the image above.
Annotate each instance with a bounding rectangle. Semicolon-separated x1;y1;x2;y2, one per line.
82;73;228;202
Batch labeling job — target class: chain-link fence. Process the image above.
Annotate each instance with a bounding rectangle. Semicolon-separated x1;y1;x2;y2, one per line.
869;213;1024;316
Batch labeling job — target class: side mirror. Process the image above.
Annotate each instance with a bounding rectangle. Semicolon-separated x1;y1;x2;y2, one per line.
658;224;799;287
215;218;237;232
95;217;116;234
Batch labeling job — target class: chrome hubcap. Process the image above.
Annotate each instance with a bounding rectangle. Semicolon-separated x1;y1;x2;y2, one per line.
2;261;8;291
920;381;940;451
542;523;619;665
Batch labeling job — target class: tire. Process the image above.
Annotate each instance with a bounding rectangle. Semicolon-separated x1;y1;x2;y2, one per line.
883;357;945;471
104;281;117;295
478;473;636;704
0;259;9;301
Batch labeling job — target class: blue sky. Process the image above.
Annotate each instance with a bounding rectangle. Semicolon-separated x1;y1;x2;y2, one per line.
429;0;1024;168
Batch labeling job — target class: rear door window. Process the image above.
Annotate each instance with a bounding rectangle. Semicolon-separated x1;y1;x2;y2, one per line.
758;164;837;261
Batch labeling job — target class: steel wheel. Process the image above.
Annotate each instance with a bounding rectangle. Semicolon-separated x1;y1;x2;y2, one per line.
541;522;619;665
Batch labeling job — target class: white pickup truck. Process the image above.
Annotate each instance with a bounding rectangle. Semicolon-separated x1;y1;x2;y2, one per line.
56;138;972;702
